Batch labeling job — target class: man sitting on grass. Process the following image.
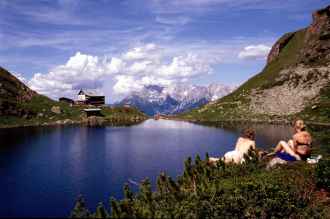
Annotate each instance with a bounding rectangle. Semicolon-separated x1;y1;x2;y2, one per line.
209;128;256;164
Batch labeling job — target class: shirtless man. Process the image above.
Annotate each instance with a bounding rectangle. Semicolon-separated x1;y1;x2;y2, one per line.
209;128;256;164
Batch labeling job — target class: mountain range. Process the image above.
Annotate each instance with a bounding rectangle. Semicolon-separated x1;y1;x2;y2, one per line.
117;84;235;116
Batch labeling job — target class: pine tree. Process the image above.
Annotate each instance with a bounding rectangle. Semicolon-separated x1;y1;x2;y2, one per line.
70;195;91;218
94;202;109;218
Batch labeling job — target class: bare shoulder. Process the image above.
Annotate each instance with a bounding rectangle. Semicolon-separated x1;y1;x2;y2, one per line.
237;137;255;146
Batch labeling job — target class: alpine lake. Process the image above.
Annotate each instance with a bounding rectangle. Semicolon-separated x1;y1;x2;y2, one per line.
0;119;292;217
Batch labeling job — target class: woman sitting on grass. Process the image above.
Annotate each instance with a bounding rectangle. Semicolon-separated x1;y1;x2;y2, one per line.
209;128;256;164
274;119;312;161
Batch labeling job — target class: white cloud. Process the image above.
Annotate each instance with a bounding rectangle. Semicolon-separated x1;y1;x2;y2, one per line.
28;43;219;101
158;53;212;78
155;16;191;25
238;44;271;60
28;52;121;99
113;75;144;94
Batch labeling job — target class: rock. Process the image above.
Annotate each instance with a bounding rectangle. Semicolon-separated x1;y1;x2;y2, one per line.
51;106;61;114
84;116;105;127
55;120;62;125
300;5;330;64
267;32;295;64
63;119;74;124
249;65;330;115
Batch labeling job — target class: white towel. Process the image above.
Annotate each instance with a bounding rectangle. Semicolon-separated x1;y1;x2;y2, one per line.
224;150;244;164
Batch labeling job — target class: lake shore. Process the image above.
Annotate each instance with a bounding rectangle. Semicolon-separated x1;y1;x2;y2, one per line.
0;116;148;129
0;105;149;129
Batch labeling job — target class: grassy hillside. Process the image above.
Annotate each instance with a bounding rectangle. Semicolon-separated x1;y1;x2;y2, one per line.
0;67;148;128
0;97;148;128
179;30;307;122
225;29;306;102
179;25;329;124
298;82;330;124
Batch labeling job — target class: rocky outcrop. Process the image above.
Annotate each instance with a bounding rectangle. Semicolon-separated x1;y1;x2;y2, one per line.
250;5;330;116
250;65;330;115
267;32;295;64
300;6;330;65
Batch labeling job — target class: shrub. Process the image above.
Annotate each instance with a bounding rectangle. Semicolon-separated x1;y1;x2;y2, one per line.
70;152;327;218
315;159;330;191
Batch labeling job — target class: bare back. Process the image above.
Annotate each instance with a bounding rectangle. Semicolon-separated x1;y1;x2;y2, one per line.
235;137;256;155
293;131;312;146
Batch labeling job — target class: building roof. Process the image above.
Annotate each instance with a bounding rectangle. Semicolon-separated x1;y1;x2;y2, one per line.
78;89;104;97
83;108;102;112
59;97;74;101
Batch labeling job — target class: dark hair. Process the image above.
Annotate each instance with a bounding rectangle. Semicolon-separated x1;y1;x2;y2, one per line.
241;128;255;141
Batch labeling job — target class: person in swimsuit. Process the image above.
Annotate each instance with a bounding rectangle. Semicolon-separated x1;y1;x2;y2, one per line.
274;119;312;161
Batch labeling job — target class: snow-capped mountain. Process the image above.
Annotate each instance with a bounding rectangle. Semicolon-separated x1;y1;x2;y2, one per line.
117;84;235;116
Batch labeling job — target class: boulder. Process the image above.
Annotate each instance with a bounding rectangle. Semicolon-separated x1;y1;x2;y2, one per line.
85;116;106;127
51;106;61;114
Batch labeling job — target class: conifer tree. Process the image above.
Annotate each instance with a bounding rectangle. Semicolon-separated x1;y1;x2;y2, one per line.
94;202;109;219
70;195;91;218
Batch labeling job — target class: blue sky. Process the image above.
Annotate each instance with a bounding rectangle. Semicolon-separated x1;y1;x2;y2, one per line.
0;0;329;102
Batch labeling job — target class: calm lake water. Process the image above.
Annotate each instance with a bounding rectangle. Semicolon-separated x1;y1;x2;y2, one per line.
0;119;292;217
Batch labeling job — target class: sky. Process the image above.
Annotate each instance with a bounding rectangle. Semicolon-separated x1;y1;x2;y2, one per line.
0;0;329;103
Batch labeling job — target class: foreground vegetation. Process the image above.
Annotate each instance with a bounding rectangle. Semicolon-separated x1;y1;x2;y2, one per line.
70;126;330;218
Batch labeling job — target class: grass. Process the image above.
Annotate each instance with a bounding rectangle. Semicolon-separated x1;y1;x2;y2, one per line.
0;94;84;127
218;29;306;104
298;82;330;124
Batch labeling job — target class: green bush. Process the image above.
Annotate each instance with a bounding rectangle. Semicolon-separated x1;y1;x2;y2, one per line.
70;152;328;218
315;159;330;191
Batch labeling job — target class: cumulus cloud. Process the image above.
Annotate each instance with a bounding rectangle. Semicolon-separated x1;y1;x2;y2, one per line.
28;52;120;98
238;44;271;60
28;43;218;101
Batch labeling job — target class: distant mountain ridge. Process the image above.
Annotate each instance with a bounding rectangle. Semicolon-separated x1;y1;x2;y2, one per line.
117;84;235;116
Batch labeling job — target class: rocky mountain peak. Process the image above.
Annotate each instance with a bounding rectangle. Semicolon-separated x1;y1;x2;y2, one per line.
310;5;330;35
267;32;295;64
267;5;330;66
118;83;235;115
301;5;330;65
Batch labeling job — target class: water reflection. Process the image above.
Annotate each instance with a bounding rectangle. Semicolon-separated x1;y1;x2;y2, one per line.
0;119;291;217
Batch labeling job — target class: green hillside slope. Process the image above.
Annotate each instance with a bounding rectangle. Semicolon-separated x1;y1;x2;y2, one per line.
180;6;330;124
0;67;147;128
